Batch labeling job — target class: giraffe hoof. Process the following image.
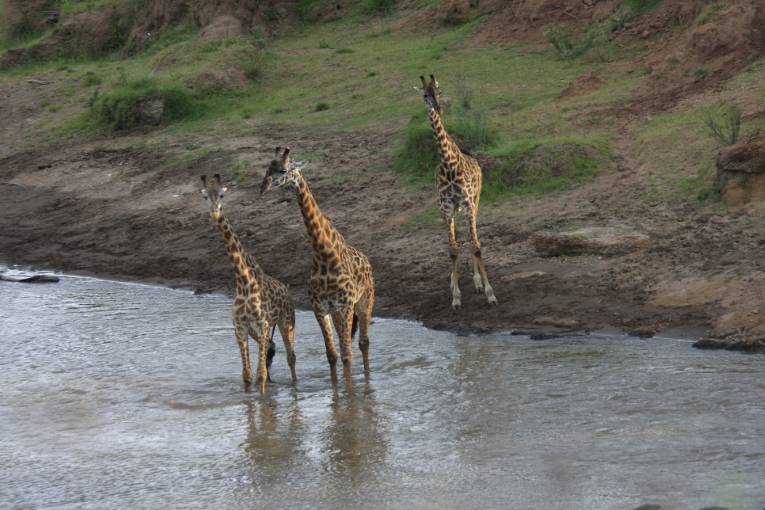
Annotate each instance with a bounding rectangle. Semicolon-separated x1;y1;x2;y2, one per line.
452;300;462;310
487;295;498;306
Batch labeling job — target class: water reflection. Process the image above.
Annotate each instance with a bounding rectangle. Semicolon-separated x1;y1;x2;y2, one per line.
324;383;388;477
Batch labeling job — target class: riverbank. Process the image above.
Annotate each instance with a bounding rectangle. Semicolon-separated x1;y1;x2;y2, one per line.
1;127;763;352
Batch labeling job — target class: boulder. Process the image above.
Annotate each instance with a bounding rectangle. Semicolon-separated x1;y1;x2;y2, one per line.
716;132;765;208
130;97;166;127
198;15;244;42
532;226;652;257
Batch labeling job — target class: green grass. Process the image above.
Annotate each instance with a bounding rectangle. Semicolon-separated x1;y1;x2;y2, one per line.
61;0;118;15
546;0;662;61
88;79;197;131
482;135;610;201
402;206;441;230
696;3;731;24
393;109;498;185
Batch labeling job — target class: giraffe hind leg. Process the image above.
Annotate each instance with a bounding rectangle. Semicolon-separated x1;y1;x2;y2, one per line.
468;210;497;305
356;289;374;373
278;315;297;384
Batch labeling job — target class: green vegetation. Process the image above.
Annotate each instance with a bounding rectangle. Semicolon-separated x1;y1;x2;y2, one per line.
61;0;118;15
696;2;730;24
702;104;742;146
393;103;498;186
545;0;662;60
482;136;610;201
89;79;196;131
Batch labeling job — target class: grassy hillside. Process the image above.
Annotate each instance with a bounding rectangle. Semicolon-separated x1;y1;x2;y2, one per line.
1;0;764;205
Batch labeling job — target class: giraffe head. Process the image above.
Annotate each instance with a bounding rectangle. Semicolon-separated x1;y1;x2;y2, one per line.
200;173;228;221
260;147;306;195
416;74;442;114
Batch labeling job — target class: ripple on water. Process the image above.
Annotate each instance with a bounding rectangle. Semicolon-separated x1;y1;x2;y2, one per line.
1;276;765;510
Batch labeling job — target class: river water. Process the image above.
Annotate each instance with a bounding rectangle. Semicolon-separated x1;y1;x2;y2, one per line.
1;274;764;510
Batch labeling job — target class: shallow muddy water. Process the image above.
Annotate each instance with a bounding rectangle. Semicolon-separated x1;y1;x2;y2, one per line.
1;275;764;510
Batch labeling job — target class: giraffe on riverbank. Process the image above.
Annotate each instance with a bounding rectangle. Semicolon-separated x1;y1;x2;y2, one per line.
416;74;497;309
260;147;374;384
200;173;296;394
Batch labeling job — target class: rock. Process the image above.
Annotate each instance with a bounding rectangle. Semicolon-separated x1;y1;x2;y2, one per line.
532;226;652;257
627;326;656;338
694;337;765;353
0;273;59;283
198;15;244;42
533;316;581;329
717;132;765;208
131;97;165;127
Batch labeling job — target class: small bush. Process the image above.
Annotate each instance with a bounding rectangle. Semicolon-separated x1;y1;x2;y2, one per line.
82;72;102;86
314;102;330;112
544;26;577;60
362;0;396;15
697;3;730;24
482;140;607;201
702;105;741;146
394;109;497;183
335;47;354;54
91;79;196;131
546;0;661;60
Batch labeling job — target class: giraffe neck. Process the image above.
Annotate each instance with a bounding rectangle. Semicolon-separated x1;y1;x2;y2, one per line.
293;174;343;257
216;213;263;288
428;107;460;167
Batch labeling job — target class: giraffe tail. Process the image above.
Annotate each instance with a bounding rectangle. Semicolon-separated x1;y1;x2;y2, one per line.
351;313;359;339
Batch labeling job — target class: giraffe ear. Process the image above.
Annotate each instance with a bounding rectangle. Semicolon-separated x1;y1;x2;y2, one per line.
273;146;281;158
221;187;228;194
200;188;208;198
430;74;439;88
420;75;427;86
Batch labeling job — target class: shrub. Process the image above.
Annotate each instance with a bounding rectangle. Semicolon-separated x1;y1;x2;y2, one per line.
544;26;577;60
362;0;396;15
314;102;330;112
482;140;605;201
702;105;741;146
91;79;196;131
394;108;497;183
546;0;662;60
82;72;102;86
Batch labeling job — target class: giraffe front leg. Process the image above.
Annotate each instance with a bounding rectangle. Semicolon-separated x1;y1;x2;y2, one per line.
254;323;270;396
234;322;254;389
468;210;497;305
332;307;356;386
315;311;339;384
442;208;461;309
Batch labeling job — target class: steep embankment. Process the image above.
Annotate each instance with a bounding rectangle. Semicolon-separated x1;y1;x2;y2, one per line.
0;0;764;350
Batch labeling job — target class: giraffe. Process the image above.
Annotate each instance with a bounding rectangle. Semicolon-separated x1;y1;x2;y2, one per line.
199;173;296;394
415;74;497;309
260;147;375;384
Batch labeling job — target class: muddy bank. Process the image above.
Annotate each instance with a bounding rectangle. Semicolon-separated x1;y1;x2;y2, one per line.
1;126;763;351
